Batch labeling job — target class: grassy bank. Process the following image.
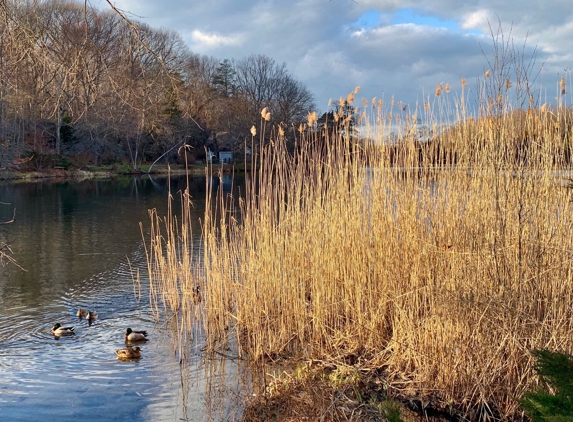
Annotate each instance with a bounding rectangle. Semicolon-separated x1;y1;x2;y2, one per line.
143;83;573;420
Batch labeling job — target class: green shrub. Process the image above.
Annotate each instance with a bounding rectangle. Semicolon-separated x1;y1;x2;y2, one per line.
112;162;133;174
381;399;404;422
520;349;573;421
24;151;72;170
57;156;72;169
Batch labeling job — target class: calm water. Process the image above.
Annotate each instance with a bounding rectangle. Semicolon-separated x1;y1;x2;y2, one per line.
0;174;245;421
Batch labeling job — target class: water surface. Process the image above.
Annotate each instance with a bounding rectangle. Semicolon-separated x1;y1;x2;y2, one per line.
0;174;244;421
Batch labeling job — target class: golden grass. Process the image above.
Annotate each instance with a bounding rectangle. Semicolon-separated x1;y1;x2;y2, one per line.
143;87;573;419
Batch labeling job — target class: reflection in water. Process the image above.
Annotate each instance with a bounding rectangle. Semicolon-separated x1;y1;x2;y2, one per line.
0;174;248;421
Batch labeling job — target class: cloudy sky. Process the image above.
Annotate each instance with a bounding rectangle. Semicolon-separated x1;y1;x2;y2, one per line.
97;0;572;114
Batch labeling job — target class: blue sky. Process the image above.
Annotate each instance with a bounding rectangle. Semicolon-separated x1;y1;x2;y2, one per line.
393;9;458;29
356;8;460;31
96;0;573;115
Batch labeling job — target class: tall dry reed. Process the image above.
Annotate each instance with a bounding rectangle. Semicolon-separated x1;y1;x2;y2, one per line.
144;84;573;418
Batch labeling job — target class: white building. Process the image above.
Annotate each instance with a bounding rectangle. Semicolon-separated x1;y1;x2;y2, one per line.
219;150;233;164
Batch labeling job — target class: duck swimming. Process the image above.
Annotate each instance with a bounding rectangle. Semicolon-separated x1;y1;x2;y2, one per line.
51;323;75;336
124;328;148;342
86;310;98;320
115;346;141;359
76;308;88;318
192;285;202;303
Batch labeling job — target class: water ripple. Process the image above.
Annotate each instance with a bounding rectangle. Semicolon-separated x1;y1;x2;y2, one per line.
0;177;244;421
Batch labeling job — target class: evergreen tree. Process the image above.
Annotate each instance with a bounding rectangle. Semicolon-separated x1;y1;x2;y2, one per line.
212;59;236;97
520;349;573;421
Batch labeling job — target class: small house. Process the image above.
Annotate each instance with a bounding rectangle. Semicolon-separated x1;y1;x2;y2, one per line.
219;149;233;164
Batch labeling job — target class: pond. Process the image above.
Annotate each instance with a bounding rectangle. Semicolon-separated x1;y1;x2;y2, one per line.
0;174;246;421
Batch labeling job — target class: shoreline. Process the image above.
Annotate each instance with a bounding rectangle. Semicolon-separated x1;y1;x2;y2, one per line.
0;163;239;182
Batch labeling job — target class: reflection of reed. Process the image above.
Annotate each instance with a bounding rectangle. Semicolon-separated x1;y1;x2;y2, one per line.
154;334;249;421
142;180;204;358
141;170;253;417
178;357;190;422
202;352;250;421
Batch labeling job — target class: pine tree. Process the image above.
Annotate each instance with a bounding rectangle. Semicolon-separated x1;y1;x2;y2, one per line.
520;349;573;421
212;59;236;97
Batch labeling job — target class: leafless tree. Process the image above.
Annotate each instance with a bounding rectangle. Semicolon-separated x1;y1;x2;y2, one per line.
233;54;315;144
273;74;315;127
235;54;288;114
0;1;316;167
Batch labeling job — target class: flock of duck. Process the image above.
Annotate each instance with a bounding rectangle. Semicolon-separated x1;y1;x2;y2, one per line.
50;308;149;360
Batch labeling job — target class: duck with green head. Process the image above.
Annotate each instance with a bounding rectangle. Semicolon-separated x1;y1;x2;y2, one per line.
51;323;75;336
125;328;148;342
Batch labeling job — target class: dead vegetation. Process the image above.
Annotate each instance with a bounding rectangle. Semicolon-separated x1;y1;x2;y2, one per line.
142;28;573;420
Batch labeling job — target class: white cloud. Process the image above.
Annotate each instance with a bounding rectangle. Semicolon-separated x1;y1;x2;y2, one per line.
460;9;491;30
101;0;573;111
188;30;244;50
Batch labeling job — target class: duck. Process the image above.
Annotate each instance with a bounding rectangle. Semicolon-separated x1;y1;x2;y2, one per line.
51;323;75;336
115;346;141;359
86;310;98;320
192;285;202;303
76;308;88;318
125;328;148;342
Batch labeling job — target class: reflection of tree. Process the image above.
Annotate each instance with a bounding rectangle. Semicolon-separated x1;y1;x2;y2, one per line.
0;202;20;268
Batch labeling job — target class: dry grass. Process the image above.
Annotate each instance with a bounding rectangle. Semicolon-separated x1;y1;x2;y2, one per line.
143;83;573;419
242;360;420;422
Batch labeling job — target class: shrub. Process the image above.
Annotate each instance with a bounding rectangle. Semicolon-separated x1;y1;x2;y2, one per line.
520;349;573;422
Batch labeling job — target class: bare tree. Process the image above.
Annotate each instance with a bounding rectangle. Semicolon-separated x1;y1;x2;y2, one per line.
179;53;218;131
273;74;315;127
0;1;316;169
235;54;288;114
231;54;315;146
479;19;542;115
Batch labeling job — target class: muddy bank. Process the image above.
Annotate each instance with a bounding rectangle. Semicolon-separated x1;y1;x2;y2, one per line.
240;361;460;422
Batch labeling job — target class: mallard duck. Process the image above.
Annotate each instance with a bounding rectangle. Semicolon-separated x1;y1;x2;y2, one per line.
192;285;202;303
125;328;148;342
51;323;75;336
115;346;141;359
86;310;98;320
76;308;88;318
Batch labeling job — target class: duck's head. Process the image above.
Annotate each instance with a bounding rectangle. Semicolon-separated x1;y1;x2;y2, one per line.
131;346;141;352
126;328;133;335
52;323;61;330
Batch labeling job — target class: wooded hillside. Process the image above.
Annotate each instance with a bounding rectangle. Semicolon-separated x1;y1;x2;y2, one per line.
0;0;316;171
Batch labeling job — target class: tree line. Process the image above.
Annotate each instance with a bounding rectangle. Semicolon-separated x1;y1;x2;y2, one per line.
0;0;316;171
